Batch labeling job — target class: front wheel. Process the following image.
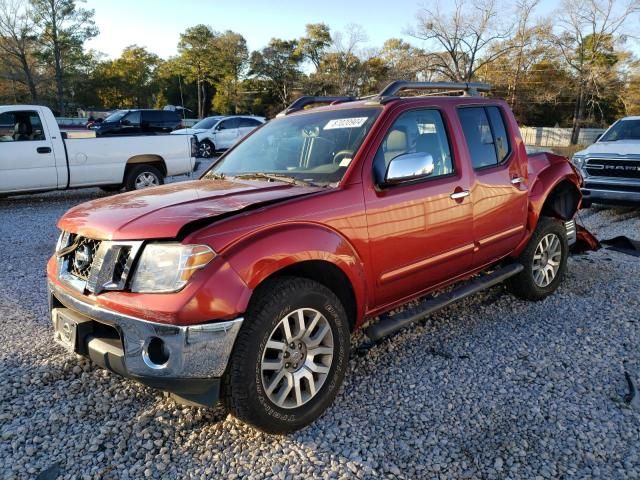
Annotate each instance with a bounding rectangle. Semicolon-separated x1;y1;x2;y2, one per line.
124;164;164;191
222;277;350;433
198;140;215;158
506;216;568;301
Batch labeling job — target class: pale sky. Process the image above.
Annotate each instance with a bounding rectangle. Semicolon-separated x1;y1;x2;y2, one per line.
84;0;564;59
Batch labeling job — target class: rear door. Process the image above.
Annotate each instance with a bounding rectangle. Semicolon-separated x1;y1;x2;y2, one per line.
457;105;528;268
237;117;263;141
363;107;475;309
213;117;240;148
0;109;58;192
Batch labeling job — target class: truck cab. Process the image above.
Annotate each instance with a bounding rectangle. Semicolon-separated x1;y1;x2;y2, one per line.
47;82;582;434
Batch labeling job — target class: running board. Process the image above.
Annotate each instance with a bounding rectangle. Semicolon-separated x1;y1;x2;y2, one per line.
364;263;524;342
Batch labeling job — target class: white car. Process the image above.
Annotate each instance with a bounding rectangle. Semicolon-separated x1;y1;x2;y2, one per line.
0;105;197;195
172;115;265;158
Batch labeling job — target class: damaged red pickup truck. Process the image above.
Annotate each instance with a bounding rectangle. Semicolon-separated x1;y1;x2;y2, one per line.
48;81;584;433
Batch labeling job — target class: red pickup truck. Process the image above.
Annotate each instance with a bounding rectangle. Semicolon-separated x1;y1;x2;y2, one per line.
48;82;583;433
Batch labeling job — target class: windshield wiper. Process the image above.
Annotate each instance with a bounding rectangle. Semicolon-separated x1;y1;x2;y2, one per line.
232;173;317;187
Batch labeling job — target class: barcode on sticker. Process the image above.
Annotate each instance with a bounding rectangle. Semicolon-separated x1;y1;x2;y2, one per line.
324;117;368;130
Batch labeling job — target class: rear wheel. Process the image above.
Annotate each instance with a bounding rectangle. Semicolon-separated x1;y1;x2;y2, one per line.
506;216;568;301
222;277;350;433
124;164;164;191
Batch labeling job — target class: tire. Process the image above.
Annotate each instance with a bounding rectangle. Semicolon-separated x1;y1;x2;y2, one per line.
222;277;350;433
124;164;164;192
506;216;568;301
198;140;215;158
99;185;122;193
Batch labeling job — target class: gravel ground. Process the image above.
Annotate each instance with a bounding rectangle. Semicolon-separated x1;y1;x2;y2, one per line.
1;180;639;479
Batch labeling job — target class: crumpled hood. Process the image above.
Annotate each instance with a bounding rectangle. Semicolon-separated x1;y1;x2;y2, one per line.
58;179;323;240
577;140;640;157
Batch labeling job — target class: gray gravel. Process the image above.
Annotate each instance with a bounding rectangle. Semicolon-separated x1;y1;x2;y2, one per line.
1;184;639;479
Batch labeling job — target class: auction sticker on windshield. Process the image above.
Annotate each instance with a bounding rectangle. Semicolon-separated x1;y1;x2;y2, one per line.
324;117;369;130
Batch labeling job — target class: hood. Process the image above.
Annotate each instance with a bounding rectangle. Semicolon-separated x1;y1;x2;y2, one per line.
578;140;640;157
171;128;207;135
58;179;324;240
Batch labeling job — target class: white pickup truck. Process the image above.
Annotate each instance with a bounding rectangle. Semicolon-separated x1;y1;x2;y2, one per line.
0;105;197;195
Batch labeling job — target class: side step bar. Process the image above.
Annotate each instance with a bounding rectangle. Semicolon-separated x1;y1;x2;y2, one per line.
364;263;524;342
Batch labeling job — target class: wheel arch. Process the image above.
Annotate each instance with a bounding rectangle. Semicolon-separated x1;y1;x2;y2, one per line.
251;260;358;332
218;223;368;331
125;155;167;177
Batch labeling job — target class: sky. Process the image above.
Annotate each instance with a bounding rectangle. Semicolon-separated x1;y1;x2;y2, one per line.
84;0;562;60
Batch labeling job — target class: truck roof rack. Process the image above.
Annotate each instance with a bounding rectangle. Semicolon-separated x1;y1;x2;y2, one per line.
276;96;355;117
377;81;491;101
277;81;492;116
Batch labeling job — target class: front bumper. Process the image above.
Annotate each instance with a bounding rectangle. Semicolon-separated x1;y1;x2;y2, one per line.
49;281;243;406
581;186;640;206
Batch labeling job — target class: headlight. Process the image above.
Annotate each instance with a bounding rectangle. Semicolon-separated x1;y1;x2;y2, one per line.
572;155;585;168
130;243;216;293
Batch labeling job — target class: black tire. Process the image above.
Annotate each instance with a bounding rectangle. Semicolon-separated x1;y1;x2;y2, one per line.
198;140;215;158
506;216;568;301
123;164;164;192
99;185;122;193
222;277;350;434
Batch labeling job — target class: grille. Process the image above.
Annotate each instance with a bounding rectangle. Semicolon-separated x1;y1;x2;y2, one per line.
113;248;132;284
586;159;640;179
67;237;101;280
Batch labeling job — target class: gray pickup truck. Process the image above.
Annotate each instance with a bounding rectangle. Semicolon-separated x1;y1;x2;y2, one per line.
573;116;640;206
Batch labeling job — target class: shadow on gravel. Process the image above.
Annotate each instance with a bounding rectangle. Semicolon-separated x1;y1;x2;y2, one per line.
0;191;109;206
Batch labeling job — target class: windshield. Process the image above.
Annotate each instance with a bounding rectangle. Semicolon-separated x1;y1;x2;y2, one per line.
103;110;128;123
193;116;223;129
600;119;640;142
204;107;381;185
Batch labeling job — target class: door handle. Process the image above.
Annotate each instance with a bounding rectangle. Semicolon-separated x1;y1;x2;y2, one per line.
450;190;470;200
37;147;51;154
511;176;525;184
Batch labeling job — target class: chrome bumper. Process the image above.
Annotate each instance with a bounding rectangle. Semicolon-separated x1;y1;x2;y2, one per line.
49;281;243;379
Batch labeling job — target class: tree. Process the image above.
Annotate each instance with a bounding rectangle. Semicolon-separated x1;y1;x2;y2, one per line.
0;0;39;101
31;0;98;115
93;45;161;108
176;24;217;118
553;0;640;143
250;38;302;110
296;23;331;71
212;30;248;114
411;0;515;82
380;38;429;82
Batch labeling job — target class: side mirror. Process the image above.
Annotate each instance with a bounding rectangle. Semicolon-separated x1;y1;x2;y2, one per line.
121;119;131;126
384;152;435;184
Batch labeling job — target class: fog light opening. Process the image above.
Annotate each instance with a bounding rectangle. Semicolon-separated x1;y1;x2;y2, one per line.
143;336;170;369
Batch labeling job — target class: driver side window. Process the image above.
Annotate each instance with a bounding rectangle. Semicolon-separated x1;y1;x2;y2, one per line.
0;110;46;142
373;109;454;184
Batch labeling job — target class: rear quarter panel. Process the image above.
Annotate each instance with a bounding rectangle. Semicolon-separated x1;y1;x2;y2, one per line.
65;134;193;186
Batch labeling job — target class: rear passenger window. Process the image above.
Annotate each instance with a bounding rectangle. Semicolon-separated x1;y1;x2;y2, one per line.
238;118;262;128
487;107;510;162
458;106;511;169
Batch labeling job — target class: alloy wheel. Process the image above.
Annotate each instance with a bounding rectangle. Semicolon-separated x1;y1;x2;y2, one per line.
532;233;562;287
134;172;160;189
260;308;334;409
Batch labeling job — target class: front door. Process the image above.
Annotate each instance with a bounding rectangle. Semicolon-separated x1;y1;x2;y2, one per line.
0;109;58;193
456;106;528;268
363;107;475;310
